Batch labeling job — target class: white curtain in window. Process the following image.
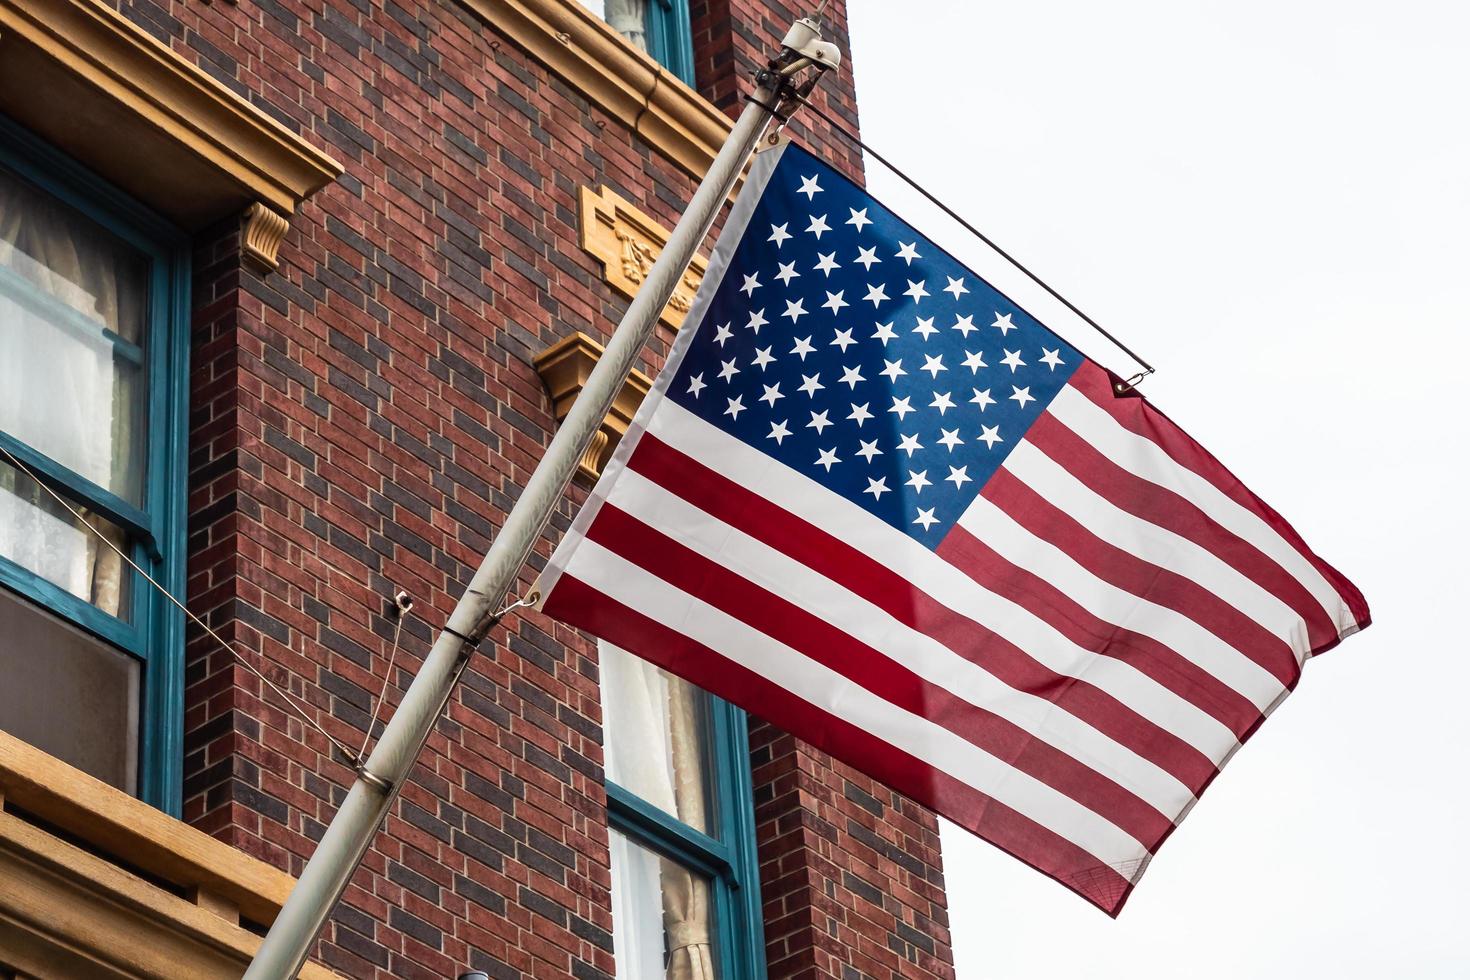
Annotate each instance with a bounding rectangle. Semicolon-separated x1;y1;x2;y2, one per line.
0;171;136;615
602;642;716;979
604;0;649;50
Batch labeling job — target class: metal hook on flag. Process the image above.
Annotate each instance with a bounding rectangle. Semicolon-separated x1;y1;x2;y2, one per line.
1114;368;1154;395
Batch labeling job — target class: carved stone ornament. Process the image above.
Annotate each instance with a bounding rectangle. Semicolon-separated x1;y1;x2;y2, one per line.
579;185;707;330
241;203;290;272
532;331;652;481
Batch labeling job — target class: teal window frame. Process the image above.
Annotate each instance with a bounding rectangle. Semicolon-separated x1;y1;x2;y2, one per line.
643;0;696;87
0;114;191;816
606;696;766;978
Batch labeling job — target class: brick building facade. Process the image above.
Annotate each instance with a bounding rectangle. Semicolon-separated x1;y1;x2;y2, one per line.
0;0;954;976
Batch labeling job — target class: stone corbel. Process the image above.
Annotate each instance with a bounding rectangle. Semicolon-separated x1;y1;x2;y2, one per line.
533;332;652;481
241;203;290;273
580;185;707;330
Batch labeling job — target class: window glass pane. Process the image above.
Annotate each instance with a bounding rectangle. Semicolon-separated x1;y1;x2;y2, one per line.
601;640;714;835
0;586;139;792
0;458;131;619
0;165;149;502
578;0;649;51
609;829;719;980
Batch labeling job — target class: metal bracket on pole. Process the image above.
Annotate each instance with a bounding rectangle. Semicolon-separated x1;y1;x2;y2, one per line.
244;18;838;980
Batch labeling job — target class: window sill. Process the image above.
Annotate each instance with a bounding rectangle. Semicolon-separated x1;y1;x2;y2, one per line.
0;0;342;268
456;0;735;178
0;731;338;977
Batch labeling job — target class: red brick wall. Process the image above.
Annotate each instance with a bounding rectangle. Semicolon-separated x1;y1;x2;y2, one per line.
117;0;952;975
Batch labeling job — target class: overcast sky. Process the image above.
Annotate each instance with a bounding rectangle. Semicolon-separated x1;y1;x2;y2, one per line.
843;1;1468;976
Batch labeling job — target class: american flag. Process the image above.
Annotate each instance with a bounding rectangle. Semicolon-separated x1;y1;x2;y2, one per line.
538;142;1370;914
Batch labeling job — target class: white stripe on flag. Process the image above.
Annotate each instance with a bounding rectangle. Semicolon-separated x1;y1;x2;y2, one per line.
606;468;1195;819
1002;439;1312;658
564;537;1154;869
956;494;1287;712
1047;385;1355;632
647;402;1241;763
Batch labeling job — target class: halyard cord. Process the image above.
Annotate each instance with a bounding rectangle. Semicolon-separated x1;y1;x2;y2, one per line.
2;442;365;768
795;95;1158;389
355;598;410;762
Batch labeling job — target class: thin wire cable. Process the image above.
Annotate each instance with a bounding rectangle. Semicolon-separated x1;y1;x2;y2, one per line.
356;604;408;761
0;443;363;765
796;96;1157;383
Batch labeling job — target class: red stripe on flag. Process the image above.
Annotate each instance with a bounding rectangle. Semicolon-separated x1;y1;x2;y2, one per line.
543;572;1139;916
937;523;1266;738
1069;362;1370;635
982;466;1301;689
586;501;1177;851
628;433;1219;792
1027;411;1341;652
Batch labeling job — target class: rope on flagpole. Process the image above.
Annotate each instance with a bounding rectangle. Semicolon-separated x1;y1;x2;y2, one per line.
795;96;1158;391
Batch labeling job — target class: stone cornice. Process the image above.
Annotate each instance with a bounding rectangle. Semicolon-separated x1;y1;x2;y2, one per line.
0;0;341;258
456;0;735;177
0;732;301;932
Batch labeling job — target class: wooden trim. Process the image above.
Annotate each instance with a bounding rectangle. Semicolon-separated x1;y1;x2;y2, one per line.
532;332;652;480
579;184;708;330
455;0;734;177
0;0;342;230
0;731;298;930
0;810;338;978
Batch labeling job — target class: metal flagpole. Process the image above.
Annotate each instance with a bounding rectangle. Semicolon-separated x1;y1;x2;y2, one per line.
244;17;839;979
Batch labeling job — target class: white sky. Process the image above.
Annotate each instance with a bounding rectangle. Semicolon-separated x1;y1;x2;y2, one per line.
844;1;1469;976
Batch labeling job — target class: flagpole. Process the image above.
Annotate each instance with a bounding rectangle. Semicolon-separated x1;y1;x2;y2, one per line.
244;18;838;979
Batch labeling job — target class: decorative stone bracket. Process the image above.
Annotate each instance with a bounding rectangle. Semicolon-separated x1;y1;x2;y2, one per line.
533;332;652;481
580;185;707;330
242;203;291;273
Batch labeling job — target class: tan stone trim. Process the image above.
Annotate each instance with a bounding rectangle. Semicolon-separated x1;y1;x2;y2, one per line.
0;810;338;978
579;184;708;330
533;331;651;480
455;0;734;177
0;0;341;230
0;732;298;930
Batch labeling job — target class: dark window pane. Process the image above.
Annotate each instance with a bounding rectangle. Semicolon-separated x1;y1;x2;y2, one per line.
0;587;138;792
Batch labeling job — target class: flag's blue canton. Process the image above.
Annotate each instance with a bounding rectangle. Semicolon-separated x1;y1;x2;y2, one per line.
670;146;1083;547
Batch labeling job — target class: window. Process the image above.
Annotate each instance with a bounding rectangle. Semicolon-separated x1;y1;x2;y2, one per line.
0;117;189;813
579;0;696;86
600;641;765;978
